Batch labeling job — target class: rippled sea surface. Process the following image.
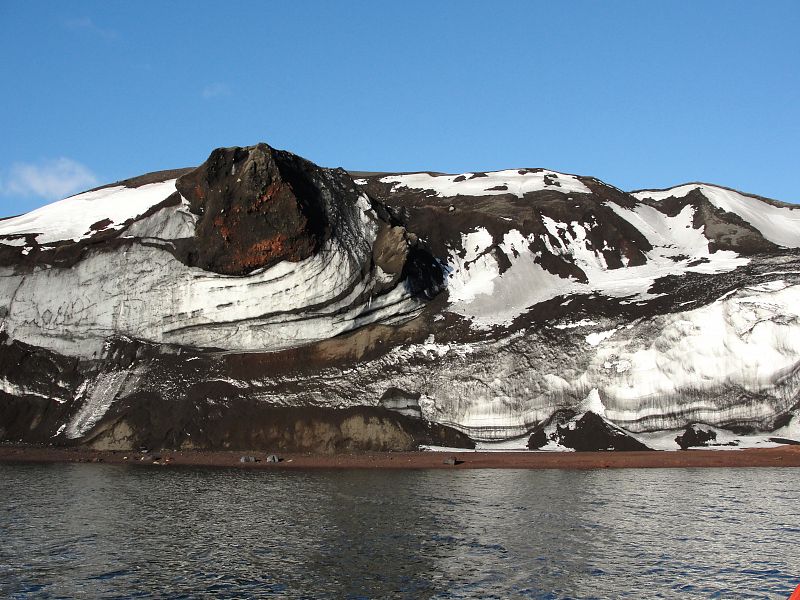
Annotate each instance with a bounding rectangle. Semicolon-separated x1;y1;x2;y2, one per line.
1;464;798;599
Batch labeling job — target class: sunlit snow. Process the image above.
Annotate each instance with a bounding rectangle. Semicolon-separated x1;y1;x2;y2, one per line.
633;184;800;248
0;180;179;245
380;169;591;198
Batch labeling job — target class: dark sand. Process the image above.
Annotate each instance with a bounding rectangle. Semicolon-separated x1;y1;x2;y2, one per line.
2;445;800;470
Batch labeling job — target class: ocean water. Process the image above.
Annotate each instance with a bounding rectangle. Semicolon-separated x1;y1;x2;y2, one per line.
0;464;798;599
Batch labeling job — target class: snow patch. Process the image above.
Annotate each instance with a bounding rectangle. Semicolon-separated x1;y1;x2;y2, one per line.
586;329;617;347
0;180;179;245
65;371;142;439
380;169;591;198
633;184;800;248
580;389;606;416
0;378;60;402
554;319;598;330
0;237;27;247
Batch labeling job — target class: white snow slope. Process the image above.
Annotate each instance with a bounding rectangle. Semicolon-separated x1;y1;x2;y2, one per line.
633;184;800;248
379;169;591;198
0;180;179;245
445;202;749;329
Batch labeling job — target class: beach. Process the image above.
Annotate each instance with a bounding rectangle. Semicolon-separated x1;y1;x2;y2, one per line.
2;444;800;470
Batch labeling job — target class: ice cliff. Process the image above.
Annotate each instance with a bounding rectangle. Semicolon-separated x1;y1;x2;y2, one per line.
1;143;798;452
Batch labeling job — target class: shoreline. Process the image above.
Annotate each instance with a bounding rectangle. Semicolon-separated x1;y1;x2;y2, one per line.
2;445;800;470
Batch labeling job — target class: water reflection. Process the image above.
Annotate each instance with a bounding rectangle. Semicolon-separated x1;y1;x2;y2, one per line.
1;464;798;599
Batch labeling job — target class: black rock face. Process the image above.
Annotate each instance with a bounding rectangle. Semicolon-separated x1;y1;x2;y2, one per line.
528;411;652;452
675;424;717;450
526;427;548;450
84;398;476;453
527;409;576;449
176;144;364;275
558;412;652;451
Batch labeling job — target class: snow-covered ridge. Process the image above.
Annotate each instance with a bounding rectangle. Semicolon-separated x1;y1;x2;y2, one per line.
1;144;799;451
0;180;179;245
379;169;591;198
444;200;748;328
633;184;800;248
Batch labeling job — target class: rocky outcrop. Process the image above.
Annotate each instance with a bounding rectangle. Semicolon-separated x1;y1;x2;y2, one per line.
675;424;718;450
0;145;441;358
177;144;362;275
527;411;652;452
83;403;475;454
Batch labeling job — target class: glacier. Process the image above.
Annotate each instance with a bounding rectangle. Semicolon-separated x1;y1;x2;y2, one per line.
0;142;798;452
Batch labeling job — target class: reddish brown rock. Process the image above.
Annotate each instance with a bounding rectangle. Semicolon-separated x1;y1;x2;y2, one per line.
177;143;340;275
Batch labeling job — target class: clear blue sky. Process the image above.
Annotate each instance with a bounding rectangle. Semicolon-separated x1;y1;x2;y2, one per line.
1;1;798;216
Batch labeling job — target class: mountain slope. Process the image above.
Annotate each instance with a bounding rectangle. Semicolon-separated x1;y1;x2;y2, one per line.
1;143;798;451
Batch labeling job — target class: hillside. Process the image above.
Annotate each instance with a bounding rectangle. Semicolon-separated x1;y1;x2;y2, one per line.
1;143;798;452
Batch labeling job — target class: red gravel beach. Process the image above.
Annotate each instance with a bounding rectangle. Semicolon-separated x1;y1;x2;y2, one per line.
2;445;800;470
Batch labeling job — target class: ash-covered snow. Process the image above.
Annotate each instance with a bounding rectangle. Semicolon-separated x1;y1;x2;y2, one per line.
554;319;599;329
335;274;800;441
121;195;196;240
774;415;800;440
0;237;27;246
0;377;62;402
446;228;498;304
446;227;581;327
380;169;591;198
3;153;800;449
633;184;800;248
585;329;617;347
636;424;797;451
0;195;422;357
604;202;750;276
65;370;143;439
580;389;606;416
0;180;179;245
583;281;800;428
420;437;532;451
444;203;749;328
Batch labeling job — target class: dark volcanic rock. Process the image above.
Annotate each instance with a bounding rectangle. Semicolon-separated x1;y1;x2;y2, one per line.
527;409;577;450
557;412;652;452
767;437;800;446
177;143;361;275
81;391;475;454
526;427;548;450
675;424;718;450
531;411;653;452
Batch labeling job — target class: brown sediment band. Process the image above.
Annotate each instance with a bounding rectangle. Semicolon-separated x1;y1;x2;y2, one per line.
1;445;799;470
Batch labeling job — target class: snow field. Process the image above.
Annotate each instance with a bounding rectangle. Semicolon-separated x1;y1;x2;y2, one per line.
633;184;800;248
380;169;592;198
0;180;179;245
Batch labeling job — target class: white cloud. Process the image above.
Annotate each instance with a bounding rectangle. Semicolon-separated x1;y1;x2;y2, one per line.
0;158;99;201
202;82;231;99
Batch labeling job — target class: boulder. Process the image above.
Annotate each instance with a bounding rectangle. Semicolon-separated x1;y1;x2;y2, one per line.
675;425;717;450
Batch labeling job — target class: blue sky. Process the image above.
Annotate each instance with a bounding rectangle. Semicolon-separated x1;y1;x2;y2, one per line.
1;1;798;216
